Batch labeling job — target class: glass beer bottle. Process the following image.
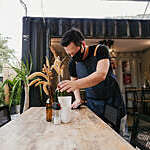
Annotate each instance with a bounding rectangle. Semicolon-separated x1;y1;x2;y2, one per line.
46;98;52;122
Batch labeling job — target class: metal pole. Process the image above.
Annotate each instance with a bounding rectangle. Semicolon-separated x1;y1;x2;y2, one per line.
19;0;28;17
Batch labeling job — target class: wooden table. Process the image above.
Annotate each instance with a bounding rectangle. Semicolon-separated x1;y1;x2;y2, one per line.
0;107;136;150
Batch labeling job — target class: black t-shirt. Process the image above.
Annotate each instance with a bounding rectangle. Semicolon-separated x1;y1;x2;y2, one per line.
68;44;111;78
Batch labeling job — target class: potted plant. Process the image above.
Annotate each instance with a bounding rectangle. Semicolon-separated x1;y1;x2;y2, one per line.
11;55;32;111
2;55;32;113
2;77;22;114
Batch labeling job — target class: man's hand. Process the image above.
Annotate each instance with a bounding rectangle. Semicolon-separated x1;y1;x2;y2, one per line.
58;80;78;92
71;99;83;109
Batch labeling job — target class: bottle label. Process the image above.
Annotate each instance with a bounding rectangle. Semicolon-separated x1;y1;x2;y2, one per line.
46;106;52;109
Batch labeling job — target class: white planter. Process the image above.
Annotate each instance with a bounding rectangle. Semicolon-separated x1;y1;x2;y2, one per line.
15;105;20;114
58;96;72;123
58;96;72;108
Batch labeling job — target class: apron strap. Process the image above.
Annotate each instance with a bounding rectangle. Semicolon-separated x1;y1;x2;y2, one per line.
82;46;89;60
82;44;101;60
94;44;100;56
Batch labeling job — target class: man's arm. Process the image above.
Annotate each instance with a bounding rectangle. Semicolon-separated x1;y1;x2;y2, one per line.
58;58;110;92
71;77;83;108
75;58;109;88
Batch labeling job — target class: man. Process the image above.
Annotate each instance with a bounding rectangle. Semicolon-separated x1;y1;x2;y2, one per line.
58;28;126;134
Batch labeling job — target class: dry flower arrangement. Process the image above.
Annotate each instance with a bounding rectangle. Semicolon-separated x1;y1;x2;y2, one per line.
27;47;66;104
27;57;53;98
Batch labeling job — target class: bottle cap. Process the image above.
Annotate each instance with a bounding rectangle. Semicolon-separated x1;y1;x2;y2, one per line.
52;102;61;110
46;98;50;104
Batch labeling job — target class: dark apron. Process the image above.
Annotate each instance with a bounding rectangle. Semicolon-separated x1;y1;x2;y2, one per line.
76;56;126;129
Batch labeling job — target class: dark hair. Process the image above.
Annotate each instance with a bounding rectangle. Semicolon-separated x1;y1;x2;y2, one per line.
60;28;85;47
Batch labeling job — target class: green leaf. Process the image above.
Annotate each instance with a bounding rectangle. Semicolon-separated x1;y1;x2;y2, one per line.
9;78;21;108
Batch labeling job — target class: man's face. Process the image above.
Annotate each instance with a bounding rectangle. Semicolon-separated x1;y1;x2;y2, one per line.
64;42;80;57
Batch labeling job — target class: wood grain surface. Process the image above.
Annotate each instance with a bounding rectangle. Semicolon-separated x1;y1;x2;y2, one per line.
0;107;135;150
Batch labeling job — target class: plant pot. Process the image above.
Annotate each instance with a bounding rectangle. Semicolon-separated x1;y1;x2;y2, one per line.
58;96;72;123
58;96;72;108
10;105;16;114
15;105;20;114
